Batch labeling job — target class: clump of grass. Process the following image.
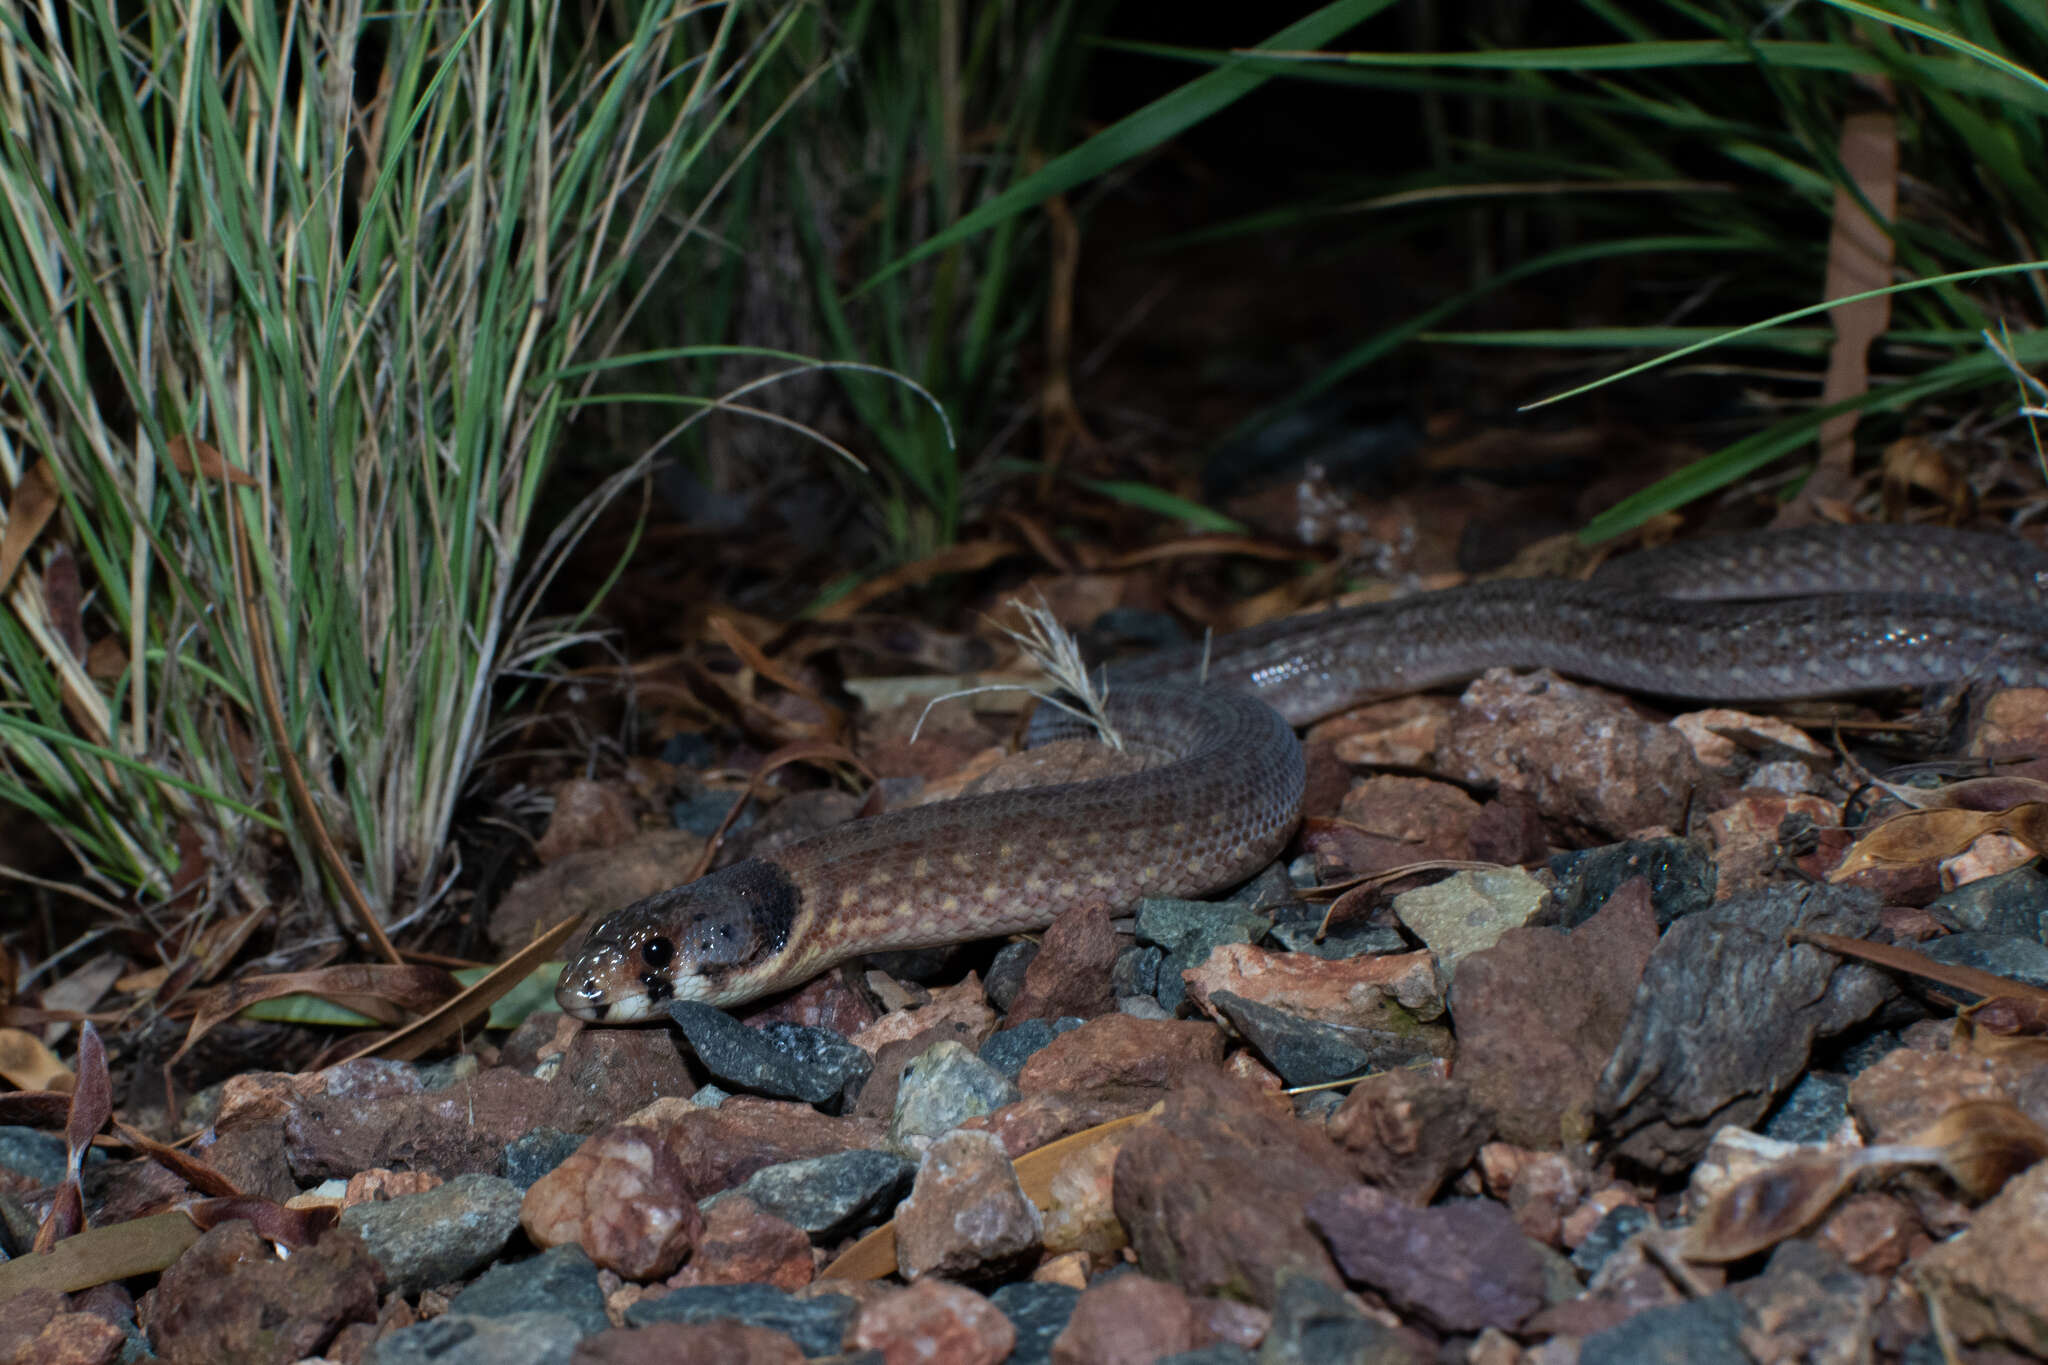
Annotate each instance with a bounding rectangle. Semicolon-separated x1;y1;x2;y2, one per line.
0;0;812;949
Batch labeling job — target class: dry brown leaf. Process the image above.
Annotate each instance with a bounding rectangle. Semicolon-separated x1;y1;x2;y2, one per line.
0;459;62;596
707;613;837;719
170;964;463;1072
819;1109;1156;1280
1908;1100;2048;1201
1878;775;2048;813
1104;534;1322;570
0;1211;201;1294
1789;929;2048;1009
1829;804;2048;880
42;952;128;1033
1955;994;2048;1060
115;1121;240;1199
1681;1151;1857;1264
814;540;1024;622
165;435;259;487
343;914;585;1064
0;1091;76;1127
689;739;877;881
1881;436;1969;521
185;1195;335;1248
0;1028;73;1091
31;1181;84;1253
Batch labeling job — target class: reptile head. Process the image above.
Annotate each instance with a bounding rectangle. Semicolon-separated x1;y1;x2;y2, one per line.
554;858;801;1022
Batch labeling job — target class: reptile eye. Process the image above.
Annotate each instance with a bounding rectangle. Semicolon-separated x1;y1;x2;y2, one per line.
640;937;675;969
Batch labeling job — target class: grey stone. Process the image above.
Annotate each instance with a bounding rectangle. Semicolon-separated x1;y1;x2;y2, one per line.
1915;932;2048;995
1266;919;1407;960
669;1002;872;1109
1761;1072;1851;1145
888;1040;1020;1152
340;1172;523;1297
1549;838;1716;930
670;786;749;838
1391;868;1549;978
1570;1205;1649;1278
1135;898;1270;1012
502;1127;583;1192
1161;1348;1256;1365
979;1018;1084;1081
1926;863;2048;939
363;1311;583;1365
1225;861;1307;913
989;1281;1081;1365
447;1243;607;1338
1257;1269;1419;1364
0;1126;69;1186
624;1282;857;1356
1111;945;1163;998
986;940;1041;1013
1579;1291;1749;1365
710;1149;914;1240
1211;992;1436;1088
1596;885;1895;1172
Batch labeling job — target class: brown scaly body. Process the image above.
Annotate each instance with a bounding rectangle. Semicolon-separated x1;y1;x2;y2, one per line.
558;524;2048;1021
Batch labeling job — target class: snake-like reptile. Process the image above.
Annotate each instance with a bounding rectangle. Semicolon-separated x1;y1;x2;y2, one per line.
557;524;2048;1022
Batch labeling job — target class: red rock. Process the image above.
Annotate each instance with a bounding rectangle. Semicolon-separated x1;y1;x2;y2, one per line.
1050;1275;1202;1365
1910;1160;2048;1355
641;1096;886;1196
1333;774;1484;871
1970;688;2048;760
1499;1149;1587;1247
1846;1046;2023;1144
741;971;881;1038
895;1129;1042;1281
1670;709;1831;774
521;1124;703;1280
534;778;639;863
1005;902;1119;1022
0;1290;122;1365
1436;670;1703;840
1468;797;1549;866
1113;1069;1354;1306
284;1066;557;1181
850;1279;1015;1365
961;1092;1143;1159
1816;1192;1924;1276
1016;1015;1226;1101
137;1221;380;1365
666;1195;812;1291
1313;694;1456;770
1325;1069;1489;1205
1184;944;1441;1030
570;1320;806;1364
1448;875;1658;1148
341;1169;440;1205
1702;791;1845;895
1195;1295;1270;1349
850;989;997;1056
1308;1183;1546;1333
549;1025;699;1130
